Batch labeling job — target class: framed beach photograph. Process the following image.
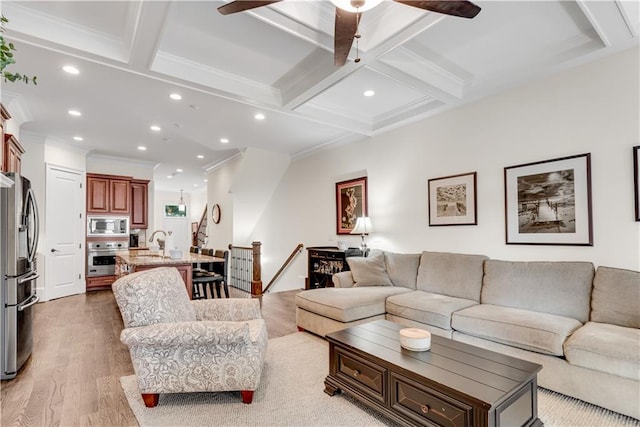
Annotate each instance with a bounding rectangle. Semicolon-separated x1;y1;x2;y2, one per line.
634;146;640;221
336;177;367;234
165;204;187;218
428;172;477;226
504;153;592;245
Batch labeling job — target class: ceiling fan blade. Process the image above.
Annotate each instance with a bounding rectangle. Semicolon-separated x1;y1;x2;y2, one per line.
217;0;284;15
334;9;360;67
393;1;481;18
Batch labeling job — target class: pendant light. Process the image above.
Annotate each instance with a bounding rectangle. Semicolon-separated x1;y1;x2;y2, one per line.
178;189;186;212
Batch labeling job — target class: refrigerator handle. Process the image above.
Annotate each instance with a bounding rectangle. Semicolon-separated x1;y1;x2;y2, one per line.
17;294;40;311
18;272;39;284
26;187;40;263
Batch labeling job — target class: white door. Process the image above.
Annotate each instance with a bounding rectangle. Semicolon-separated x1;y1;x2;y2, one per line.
45;165;85;300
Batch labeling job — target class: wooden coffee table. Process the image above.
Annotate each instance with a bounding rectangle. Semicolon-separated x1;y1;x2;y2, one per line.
325;320;543;427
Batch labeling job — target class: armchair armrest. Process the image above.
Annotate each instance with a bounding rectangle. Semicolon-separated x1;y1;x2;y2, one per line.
120;320;257;347
191;298;262;321
333;271;355;288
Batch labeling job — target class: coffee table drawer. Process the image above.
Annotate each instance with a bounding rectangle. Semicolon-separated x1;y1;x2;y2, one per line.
335;347;386;402
391;372;472;427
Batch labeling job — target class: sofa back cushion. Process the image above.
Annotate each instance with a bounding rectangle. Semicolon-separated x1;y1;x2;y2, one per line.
416;251;488;301
590;266;640;328
112;267;197;328
482;260;594;322
347;253;393;287
384;252;420;290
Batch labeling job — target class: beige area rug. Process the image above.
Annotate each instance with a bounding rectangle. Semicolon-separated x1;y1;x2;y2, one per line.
121;332;639;427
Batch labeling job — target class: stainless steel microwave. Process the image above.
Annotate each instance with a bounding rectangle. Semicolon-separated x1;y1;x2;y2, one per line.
87;216;129;237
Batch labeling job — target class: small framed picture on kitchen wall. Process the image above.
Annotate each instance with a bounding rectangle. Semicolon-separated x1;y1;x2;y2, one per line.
428;172;477;226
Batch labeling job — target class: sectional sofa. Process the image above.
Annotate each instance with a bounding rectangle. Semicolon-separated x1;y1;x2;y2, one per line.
295;251;640;419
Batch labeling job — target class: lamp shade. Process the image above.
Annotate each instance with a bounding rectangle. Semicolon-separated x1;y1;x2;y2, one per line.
351;217;372;235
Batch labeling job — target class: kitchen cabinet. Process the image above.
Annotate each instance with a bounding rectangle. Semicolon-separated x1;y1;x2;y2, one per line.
0;104;9;173
87;173;132;214
3;134;24;174
130;179;149;229
86;275;117;290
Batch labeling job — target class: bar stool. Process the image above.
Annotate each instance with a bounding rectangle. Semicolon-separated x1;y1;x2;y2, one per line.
190;246;207;300
192;249;229;298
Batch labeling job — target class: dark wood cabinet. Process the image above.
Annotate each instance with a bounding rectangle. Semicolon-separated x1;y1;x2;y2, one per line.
86;275;117;290
0;104;10;173
306;247;361;289
110;178;131;214
3;134;24;174
87;173;132;214
130;179;149;229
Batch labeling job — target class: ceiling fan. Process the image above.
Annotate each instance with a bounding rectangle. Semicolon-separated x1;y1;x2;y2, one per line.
217;0;481;66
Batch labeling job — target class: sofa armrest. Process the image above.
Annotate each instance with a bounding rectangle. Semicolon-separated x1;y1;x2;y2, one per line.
333;271;355;288
120;320;256;347
191;298;262;321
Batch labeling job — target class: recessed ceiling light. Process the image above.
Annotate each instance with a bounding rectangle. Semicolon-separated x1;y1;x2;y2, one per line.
193;184;199;187
197;155;204;159
176;168;183;173
204;179;208;183
73;136;83;141
167;175;173;179
138;146;147;151
63;65;79;75
220;138;229;144
169;93;182;101
150;125;161;132
68;110;82;117
254;113;265;121
363;90;375;97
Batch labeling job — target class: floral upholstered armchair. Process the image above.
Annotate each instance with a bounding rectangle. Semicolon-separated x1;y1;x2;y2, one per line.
112;267;268;407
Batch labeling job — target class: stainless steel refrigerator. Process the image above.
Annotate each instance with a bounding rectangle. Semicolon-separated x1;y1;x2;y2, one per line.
1;173;40;380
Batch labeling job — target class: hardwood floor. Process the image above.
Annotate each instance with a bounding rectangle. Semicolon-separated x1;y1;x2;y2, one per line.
1;287;302;426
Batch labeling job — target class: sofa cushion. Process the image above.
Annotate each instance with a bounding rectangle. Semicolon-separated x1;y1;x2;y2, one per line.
564;322;640;381
590;267;640;328
347;253;393;287
386;291;477;330
416;251;488;302
384;252;420;290
451;304;583;356
112;267;196;328
481;260;594;323
295;287;410;323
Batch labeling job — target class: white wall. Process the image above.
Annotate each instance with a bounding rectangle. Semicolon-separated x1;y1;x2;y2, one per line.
247;47;640;292
206;155;242;250
152;189;193;253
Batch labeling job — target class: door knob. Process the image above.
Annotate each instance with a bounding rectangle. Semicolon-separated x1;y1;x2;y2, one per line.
51;248;60;253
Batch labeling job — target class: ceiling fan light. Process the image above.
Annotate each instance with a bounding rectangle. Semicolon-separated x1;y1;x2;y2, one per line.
330;0;383;13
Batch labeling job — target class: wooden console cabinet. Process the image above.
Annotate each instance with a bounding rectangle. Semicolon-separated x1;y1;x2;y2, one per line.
306;247;362;289
87;173;132;214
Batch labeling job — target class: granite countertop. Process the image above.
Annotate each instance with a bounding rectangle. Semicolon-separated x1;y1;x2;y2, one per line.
117;251;223;266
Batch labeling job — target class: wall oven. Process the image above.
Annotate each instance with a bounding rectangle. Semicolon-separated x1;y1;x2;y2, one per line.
87;241;128;277
87;216;129;237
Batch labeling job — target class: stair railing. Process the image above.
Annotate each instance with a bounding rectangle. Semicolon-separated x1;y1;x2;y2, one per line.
263;243;304;294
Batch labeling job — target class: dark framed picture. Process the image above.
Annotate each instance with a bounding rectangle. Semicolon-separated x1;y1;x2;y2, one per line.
634;146;640;221
504;153;592;246
428;172;477;226
336;177;367;234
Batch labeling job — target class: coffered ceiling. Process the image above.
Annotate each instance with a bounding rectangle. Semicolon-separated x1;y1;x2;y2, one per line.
1;1;638;191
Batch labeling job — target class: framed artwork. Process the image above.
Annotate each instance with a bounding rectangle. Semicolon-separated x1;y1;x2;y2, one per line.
336;177;367;234
165;204;187;217
428;172;477;226
634;146;640;221
504;153;592;246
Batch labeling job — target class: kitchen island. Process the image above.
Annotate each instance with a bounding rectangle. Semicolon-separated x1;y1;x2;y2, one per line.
115;251;223;299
